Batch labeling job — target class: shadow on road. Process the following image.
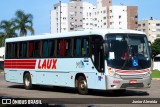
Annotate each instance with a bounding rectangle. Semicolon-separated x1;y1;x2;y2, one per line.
8;85;149;97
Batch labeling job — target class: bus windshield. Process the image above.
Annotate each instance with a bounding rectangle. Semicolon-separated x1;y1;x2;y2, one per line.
105;34;151;70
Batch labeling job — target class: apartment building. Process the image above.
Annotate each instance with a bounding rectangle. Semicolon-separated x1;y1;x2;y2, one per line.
51;0;95;33
50;0;138;33
137;17;160;42
50;2;68;33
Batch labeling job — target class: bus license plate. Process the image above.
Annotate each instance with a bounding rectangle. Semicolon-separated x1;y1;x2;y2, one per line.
129;80;137;84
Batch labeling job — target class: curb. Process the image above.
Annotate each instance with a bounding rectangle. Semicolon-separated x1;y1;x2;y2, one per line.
0;72;4;74
152;78;160;80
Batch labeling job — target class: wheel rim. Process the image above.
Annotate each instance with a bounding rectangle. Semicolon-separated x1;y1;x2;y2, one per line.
25;77;30;86
79;80;87;90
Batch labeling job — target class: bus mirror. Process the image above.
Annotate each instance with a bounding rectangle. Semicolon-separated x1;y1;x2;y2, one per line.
148;41;151;46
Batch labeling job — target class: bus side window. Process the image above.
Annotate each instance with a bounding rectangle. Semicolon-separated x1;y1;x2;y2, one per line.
34;41;41;58
12;43;18;58
19;42;23;58
23;42;27;58
48;40;55;57
74;38;81;57
28;42;34;57
42;40;48;57
82;38;89;57
6;43;11;59
65;39;71;57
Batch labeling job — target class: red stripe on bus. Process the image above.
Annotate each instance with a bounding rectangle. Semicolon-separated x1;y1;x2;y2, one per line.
4;60;36;63
4;59;36;69
115;69;149;74
4;65;35;69
4;63;36;65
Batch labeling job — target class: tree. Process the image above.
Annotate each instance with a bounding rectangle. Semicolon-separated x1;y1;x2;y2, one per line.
0;20;17;46
14;10;34;36
151;38;160;59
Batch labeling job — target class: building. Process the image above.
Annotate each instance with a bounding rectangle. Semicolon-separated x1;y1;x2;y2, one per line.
137;17;160;42
51;0;95;33
108;6;138;30
50;0;138;33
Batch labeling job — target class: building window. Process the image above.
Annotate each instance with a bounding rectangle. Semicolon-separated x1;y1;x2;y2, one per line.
156;23;160;26
157;34;160;37
143;23;145;26
138;24;141;27
104;23;106;25
143;29;146;32
156;29;160;32
119;15;121;19
103;17;106;19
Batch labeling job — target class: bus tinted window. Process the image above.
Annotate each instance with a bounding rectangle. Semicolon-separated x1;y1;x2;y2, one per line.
74;38;81;57
34;41;41;58
6;43;12;59
28;42;34;57
12;43;18;58
23;42;27;57
42;40;48;57
82;38;89;56
48;40;55;57
65;39;72;57
19;42;23;58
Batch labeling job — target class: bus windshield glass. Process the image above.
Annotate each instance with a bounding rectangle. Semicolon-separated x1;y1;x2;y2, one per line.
105;33;151;70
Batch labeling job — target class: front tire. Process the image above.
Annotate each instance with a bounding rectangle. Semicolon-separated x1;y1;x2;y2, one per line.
77;76;88;95
23;73;32;90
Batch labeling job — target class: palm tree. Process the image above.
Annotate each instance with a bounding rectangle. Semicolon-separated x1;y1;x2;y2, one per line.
14;10;34;36
0;20;17;46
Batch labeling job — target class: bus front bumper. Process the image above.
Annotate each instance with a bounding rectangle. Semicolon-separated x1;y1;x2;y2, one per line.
106;75;151;90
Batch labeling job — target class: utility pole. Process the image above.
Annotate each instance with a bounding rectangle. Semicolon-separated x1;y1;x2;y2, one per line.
60;0;61;33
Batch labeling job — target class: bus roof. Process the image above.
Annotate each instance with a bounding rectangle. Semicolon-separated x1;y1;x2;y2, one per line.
5;29;146;43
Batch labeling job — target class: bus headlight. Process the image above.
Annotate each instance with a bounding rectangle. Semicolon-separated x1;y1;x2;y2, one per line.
144;72;151;78
113;73;121;79
108;67;114;75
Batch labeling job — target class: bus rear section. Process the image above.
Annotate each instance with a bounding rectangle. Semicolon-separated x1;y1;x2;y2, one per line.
104;33;151;90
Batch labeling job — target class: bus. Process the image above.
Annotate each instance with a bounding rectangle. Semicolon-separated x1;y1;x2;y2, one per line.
4;29;151;95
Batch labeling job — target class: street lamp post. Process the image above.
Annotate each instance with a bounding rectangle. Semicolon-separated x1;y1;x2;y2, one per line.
60;0;61;33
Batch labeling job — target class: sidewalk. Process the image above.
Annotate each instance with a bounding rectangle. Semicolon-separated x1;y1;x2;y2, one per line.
152;78;160;80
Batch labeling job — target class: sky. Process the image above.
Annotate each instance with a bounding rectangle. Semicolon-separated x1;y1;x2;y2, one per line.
0;0;160;35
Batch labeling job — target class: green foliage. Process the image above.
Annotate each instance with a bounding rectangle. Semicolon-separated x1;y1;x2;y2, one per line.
14;10;34;36
0;20;17;46
0;10;34;45
151;38;160;58
151;70;160;78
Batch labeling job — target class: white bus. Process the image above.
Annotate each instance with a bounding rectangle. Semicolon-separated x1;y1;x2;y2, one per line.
4;29;151;94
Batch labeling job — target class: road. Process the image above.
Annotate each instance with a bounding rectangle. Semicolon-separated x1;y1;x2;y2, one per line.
0;73;160;107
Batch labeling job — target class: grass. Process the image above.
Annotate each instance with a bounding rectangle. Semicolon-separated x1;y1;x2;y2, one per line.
0;70;4;73
151;70;160;78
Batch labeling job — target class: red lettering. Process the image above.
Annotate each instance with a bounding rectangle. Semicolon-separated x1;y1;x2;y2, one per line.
52;59;57;69
47;59;52;69
38;60;41;69
42;59;46;69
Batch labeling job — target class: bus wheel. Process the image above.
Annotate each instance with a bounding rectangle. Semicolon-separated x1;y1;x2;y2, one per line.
23;73;32;90
77;76;88;95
